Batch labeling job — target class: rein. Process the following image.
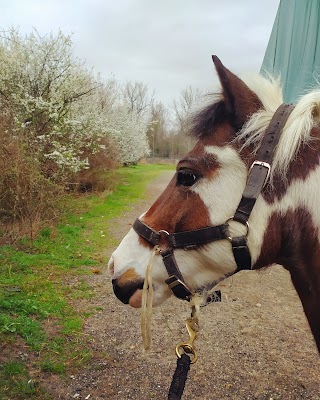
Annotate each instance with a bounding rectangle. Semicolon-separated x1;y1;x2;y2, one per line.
133;103;294;303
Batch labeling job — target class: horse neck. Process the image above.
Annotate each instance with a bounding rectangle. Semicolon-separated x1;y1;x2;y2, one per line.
251;147;320;272
247;137;320;352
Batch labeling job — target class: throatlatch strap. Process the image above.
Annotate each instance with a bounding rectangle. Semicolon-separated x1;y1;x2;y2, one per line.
231;236;251;271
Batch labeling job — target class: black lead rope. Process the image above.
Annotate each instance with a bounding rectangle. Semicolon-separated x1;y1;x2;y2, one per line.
168;353;191;400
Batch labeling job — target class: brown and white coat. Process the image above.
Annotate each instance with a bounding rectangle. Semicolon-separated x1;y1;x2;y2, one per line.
109;56;320;352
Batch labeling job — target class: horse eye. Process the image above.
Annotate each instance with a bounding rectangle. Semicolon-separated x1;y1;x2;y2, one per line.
177;170;199;186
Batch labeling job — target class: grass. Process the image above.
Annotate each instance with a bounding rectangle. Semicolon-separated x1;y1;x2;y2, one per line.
0;163;174;399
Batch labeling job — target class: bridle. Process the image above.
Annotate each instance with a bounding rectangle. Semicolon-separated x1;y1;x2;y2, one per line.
133;103;294;302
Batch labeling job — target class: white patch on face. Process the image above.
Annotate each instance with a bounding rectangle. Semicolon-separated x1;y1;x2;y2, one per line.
109;211;151;280
190;145;249;271
167;243;237;290
197;145;248;223
110;229;150;279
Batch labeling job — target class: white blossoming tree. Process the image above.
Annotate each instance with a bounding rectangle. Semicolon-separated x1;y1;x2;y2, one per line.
106;104;150;165
0;28;102;181
0;28;151;177
0;28;150;234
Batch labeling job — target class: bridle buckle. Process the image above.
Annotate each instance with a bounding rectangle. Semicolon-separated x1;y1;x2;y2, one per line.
249;160;271;188
165;275;192;301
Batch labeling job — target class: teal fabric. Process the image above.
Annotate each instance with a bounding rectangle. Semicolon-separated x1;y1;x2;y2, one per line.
261;0;320;103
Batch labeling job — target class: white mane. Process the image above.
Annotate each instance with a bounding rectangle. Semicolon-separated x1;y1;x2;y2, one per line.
238;74;320;179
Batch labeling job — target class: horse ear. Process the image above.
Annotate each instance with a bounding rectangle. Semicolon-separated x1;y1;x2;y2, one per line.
212;55;261;130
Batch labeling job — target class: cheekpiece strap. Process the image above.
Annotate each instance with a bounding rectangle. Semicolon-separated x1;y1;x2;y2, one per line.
232;103;294;271
234;103;294;225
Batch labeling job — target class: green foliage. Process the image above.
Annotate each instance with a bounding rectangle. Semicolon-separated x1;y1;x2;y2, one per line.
1;360;25;376
0;360;50;399
61;316;83;335
0;164;174;399
40;361;66;374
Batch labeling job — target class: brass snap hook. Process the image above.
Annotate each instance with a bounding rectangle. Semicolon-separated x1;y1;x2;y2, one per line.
175;317;199;364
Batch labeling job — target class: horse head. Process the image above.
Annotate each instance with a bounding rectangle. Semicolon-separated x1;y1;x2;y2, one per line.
109;57;320;355
109;56;269;307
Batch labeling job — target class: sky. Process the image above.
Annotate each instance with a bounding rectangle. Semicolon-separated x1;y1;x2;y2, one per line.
1;0;280;106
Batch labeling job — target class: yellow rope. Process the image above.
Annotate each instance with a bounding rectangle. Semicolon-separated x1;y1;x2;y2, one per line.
141;245;160;351
189;293;203;320
140;248;206;353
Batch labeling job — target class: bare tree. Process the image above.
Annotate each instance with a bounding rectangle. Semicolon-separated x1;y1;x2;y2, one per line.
123;81;154;117
170;86;203;156
172;85;203;134
95;75;120;113
147;101;171;158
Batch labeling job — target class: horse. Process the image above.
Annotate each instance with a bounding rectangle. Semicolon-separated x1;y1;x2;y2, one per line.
109;56;320;353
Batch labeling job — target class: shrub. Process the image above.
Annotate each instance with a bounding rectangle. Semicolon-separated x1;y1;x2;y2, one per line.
0;133;63;239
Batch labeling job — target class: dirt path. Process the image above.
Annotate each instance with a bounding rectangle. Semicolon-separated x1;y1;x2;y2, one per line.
48;171;320;400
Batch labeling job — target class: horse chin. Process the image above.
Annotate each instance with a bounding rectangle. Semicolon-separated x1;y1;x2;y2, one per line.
129;289;143;308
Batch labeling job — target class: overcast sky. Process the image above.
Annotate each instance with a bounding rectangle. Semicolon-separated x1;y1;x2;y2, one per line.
2;0;280;106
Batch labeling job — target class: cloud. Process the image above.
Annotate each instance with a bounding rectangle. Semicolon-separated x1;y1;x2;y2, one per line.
1;0;280;105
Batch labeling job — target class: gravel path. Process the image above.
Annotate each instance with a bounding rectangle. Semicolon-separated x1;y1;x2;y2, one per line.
46;170;320;400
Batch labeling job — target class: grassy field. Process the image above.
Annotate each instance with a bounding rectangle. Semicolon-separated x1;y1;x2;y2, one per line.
0;163;174;399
